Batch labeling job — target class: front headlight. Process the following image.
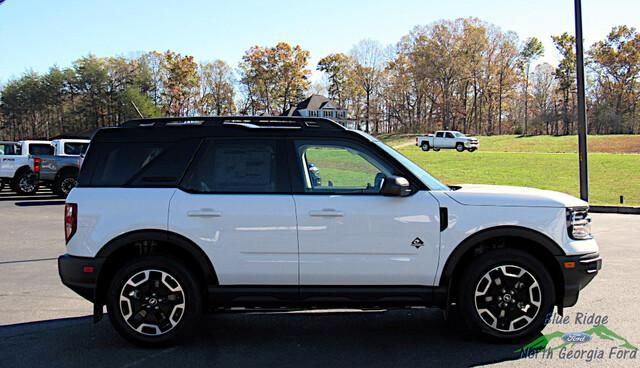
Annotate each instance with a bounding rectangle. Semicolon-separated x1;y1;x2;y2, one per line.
567;207;592;240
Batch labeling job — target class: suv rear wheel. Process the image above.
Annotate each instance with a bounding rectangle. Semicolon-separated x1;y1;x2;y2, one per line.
421;142;430;151
11;170;38;195
457;249;555;341
106;256;202;346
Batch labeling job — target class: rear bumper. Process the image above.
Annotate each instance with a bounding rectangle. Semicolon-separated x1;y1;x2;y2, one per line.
58;254;104;302
556;252;602;307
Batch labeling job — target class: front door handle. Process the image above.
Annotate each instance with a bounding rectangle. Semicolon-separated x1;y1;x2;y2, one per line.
187;209;222;217
309;209;344;217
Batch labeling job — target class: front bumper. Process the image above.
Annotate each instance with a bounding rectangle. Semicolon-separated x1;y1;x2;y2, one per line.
464;141;479;148
556;252;602;307
58;254;104;302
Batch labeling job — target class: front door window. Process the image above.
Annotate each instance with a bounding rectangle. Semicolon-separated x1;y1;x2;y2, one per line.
297;143;392;194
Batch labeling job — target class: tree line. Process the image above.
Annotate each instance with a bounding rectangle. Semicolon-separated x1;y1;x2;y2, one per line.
1;17;639;140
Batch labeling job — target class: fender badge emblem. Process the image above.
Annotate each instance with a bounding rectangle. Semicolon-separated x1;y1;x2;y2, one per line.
411;237;424;249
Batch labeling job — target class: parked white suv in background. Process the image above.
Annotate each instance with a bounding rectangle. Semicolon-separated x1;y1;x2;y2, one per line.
0;140;43;194
58;117;600;346
416;130;479;152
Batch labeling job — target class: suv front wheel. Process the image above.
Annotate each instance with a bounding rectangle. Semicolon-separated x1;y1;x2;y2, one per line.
457;249;555;341
106;256;202;346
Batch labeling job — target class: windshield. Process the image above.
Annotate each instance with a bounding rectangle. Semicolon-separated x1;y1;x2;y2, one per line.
453;131;466;138
351;130;449;191
375;141;450;190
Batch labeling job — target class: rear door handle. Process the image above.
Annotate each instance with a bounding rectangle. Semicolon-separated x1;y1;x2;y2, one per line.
309;209;344;217
187;209;222;217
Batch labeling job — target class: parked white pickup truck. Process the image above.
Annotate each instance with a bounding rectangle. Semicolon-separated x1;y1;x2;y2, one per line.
0;141;40;194
37;139;90;197
416;131;479;152
0;139;89;196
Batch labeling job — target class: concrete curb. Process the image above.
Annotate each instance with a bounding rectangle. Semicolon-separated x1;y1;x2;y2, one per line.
590;205;640;214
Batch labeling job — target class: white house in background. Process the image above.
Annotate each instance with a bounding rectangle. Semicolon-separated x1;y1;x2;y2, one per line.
283;95;356;129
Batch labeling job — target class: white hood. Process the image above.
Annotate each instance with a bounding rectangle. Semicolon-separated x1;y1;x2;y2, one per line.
445;184;588;208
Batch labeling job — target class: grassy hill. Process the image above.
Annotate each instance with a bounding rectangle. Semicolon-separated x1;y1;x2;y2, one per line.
378;134;640;206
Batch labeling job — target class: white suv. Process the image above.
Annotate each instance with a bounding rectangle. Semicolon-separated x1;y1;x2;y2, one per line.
58;117;601;346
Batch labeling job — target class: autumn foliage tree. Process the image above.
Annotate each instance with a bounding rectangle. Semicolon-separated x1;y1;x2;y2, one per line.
238;42;310;115
198;60;235;115
160;51;199;116
588;25;640;133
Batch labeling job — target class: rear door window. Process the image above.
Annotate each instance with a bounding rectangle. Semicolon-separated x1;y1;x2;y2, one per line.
0;143;19;155
436;132;444;138
29;144;54;155
181;139;288;193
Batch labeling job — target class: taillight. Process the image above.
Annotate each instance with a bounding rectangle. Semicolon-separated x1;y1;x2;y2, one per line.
33;157;41;173
65;203;77;243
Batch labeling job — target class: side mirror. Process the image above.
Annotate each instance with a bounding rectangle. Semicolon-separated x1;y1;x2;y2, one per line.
381;175;412;197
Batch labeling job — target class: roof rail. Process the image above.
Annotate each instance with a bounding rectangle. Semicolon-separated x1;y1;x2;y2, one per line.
119;116;345;130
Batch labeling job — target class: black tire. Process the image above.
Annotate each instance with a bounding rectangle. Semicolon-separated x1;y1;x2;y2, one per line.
421;142;430;151
0;181;4;192
53;173;77;197
469;148;477;152
457;249;555;341
433;147;441;152
456;143;465;152
106;256;202;347
11;170;38;195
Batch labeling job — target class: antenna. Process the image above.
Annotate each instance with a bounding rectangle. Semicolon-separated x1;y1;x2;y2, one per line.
130;101;144;119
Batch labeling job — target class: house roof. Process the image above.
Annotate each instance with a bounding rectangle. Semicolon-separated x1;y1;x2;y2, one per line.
283;106;300;117
295;95;341;111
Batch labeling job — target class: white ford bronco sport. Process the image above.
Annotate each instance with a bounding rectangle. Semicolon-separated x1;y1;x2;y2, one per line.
58;116;601;346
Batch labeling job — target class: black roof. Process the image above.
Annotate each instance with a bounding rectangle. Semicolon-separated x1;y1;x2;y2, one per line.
93;116;355;143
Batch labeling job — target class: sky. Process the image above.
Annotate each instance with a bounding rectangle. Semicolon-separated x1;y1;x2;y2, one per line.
1;0;639;85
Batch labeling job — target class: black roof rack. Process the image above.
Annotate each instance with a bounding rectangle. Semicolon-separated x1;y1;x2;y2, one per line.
119;116;345;130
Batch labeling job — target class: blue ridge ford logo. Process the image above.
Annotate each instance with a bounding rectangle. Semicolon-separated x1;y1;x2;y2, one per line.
562;332;592;344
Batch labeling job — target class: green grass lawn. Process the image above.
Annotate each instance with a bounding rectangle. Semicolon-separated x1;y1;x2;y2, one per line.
395;145;640;206
380;134;640;153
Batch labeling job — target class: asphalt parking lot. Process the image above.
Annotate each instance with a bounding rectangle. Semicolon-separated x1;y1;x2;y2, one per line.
1;189;639;367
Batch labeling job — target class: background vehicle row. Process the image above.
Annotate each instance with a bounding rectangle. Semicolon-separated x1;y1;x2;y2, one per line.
0;139;89;196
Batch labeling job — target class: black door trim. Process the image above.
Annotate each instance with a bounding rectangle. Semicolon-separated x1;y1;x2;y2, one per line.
207;285;447;309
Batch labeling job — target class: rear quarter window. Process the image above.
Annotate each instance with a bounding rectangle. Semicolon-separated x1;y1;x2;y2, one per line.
78;139;200;187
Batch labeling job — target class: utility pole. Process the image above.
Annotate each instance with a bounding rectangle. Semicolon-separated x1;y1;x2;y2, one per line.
574;0;589;201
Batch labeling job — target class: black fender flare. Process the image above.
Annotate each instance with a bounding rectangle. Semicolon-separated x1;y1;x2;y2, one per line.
439;225;565;288
94;229;218;297
13;165;33;180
